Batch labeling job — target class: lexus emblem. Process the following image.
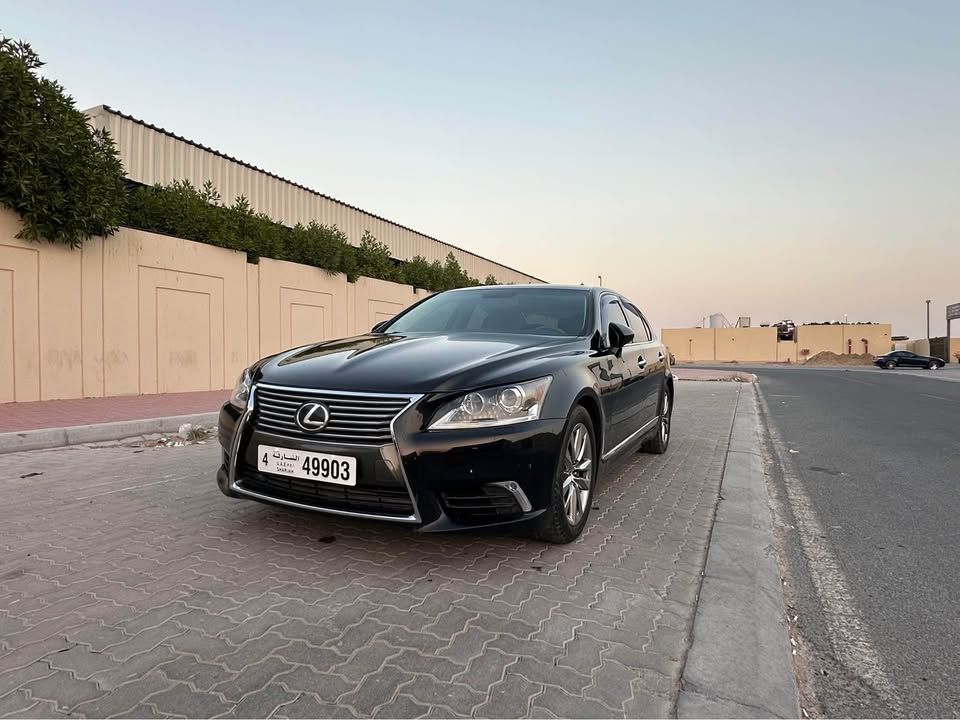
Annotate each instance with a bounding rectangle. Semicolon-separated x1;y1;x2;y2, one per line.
294;402;330;432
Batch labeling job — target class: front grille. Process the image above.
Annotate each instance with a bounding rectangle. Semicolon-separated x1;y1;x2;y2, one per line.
441;485;523;524
253;385;413;445
238;470;415;518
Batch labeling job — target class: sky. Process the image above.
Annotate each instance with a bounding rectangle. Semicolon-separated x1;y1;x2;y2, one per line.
2;1;958;338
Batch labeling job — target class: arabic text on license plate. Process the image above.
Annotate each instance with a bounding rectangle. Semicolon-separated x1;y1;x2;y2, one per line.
257;445;357;486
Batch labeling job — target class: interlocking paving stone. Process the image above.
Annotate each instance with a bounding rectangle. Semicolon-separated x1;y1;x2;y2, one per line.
23;670;104;711
141;682;233;717
70;672;172;718
223;684;300;718
0;689;35;716
271;693;359;719
0;382;738;718
474;672;542;718
158;655;234;692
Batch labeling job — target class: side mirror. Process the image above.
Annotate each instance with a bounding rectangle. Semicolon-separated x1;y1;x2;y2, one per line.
608;322;634;350
371;321;388;333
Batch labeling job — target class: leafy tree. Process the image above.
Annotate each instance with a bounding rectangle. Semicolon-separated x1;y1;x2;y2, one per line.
0;34;127;247
484;274;499;285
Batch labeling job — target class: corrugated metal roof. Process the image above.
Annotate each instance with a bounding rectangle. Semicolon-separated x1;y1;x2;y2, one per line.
86;105;544;283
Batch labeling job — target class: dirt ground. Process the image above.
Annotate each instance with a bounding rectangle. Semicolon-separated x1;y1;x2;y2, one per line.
802;351;875;366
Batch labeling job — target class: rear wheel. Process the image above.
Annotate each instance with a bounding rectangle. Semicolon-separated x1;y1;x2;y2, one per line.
534;407;596;544
641;385;672;454
885;360;896;369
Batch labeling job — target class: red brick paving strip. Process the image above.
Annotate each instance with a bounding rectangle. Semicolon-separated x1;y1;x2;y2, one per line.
0;390;229;433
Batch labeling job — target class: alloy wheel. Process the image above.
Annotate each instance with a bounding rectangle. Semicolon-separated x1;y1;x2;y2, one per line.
660;392;671;444
562;423;593;526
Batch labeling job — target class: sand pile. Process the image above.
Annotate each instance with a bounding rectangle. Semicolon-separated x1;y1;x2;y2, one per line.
803;351;875;366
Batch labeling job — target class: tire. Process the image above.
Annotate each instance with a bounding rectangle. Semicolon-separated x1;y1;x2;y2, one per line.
885;360;896;369
641;385;672;454
928;361;942;370
534;406;597;544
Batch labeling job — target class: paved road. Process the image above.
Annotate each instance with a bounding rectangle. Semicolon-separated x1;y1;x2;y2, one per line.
0;383;738;719
742;365;960;717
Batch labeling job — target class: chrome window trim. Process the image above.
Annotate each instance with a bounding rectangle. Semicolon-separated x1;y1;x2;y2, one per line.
228;383;424;524
601;415;658;461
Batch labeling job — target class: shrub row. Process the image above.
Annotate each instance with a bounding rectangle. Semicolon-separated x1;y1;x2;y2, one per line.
124;180;493;291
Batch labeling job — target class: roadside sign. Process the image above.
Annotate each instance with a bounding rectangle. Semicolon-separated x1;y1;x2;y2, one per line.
948;303;960;321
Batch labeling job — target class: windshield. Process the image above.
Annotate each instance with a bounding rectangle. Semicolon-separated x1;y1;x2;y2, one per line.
384;288;592;337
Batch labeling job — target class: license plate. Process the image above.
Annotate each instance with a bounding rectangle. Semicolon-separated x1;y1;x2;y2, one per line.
257;444;357;486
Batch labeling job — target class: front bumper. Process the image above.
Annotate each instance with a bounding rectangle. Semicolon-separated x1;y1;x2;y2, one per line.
218;397;565;531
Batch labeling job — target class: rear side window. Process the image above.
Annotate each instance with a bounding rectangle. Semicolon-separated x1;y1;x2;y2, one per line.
622;299;653;342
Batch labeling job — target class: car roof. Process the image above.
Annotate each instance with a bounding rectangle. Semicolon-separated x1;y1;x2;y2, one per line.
445;284;608;293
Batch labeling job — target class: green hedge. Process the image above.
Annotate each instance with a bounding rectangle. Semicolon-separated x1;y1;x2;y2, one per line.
124;180;483;291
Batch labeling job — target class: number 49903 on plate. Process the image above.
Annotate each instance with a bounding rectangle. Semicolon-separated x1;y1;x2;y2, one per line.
257;444;357;486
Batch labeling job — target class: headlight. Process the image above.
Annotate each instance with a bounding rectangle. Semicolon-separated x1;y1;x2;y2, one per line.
229;368;253;408
429;377;553;430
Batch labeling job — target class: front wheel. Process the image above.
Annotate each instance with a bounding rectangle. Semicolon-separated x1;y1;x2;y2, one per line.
641;386;672;454
534;407;596;544
885;360;896;369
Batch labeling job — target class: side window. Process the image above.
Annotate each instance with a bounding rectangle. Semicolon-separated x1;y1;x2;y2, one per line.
641;314;656;342
621;299;652;342
602;297;629;334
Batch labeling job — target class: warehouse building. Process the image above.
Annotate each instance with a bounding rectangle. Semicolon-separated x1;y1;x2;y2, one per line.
84;105;542;285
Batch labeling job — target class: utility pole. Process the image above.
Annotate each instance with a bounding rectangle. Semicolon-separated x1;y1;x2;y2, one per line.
926;299;931;341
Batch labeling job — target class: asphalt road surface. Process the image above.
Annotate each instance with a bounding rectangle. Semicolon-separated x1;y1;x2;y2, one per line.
742;365;959;717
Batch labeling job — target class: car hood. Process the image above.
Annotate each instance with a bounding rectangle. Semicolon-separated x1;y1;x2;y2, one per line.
254;332;589;394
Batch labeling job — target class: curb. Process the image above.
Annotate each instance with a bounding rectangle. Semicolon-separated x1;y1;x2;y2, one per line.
0;413;219;455
678;383;800;719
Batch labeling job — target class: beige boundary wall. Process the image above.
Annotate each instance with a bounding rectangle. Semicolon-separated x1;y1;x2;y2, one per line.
715;328;778;362
663;323;893;364
0;207;428;403
659;328;716;363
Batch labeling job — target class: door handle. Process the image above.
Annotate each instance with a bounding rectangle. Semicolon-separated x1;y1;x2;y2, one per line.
657;351;665;361
637;356;647;369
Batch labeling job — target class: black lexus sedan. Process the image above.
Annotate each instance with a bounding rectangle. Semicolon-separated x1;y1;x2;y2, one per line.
217;285;673;543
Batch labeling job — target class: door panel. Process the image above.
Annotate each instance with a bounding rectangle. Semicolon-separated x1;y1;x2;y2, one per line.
589;352;630;453
620;297;664;433
619;341;650;436
598;295;637;453
636;343;666;422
